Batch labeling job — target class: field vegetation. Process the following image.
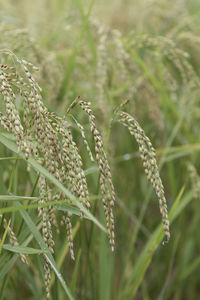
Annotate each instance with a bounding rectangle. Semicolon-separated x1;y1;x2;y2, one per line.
0;0;200;299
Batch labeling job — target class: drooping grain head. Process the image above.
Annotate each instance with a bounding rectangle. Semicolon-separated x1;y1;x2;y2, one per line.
0;54;92;297
117;111;170;242
78;100;115;250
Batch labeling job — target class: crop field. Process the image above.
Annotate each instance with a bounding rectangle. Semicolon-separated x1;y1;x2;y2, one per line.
0;0;200;299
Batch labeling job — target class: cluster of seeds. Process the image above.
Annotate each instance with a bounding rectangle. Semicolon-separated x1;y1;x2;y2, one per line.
0;63;30;159
0;49;172;297
0;54;90;297
129;34;200;89
0;53;116;297
78;100;115;251
66;97;116;250
38;176;54;297
0;214;28;264
188;164;200;200
91;18;138;105
117;111;170;242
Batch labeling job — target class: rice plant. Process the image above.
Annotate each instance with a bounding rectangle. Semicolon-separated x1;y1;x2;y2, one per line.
0;0;200;299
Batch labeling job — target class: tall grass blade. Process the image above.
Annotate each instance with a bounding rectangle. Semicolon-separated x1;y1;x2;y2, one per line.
2;244;47;254
15;201;74;300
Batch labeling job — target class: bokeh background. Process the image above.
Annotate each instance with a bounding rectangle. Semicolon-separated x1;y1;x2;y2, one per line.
0;0;200;299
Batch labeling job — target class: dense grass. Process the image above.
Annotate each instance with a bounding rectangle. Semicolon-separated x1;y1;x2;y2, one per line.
0;0;200;299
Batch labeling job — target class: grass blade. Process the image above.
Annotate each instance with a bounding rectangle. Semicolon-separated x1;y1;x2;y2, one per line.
120;187;193;299
50;222;80;288
70;248;82;297
2;244;47;254
0;195;38;201
56;0;95;105
0;219;11;254
15;201;74;300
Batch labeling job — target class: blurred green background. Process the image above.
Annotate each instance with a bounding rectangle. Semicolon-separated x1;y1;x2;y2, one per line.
0;0;200;299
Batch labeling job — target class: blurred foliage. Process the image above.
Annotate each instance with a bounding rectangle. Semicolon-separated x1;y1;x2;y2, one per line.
0;0;200;299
